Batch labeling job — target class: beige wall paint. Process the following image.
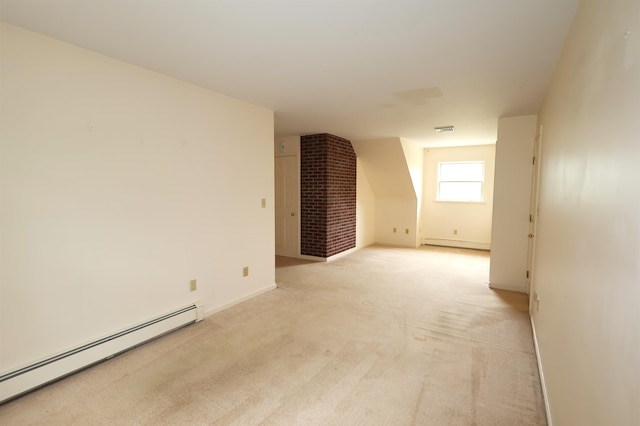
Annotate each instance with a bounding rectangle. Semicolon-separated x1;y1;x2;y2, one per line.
533;1;639;425
375;198;419;246
356;159;376;248
0;24;275;372
421;145;495;250
351;138;416;199
274;136;300;157
489;115;537;292
400;139;424;247
400;138;424;201
352;138;421;247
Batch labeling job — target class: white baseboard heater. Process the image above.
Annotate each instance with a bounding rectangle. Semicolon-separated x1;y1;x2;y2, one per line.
0;303;204;404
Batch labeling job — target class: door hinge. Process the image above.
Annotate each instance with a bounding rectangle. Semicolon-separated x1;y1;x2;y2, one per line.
532;156;536;165
526;270;530;279
529;214;532;223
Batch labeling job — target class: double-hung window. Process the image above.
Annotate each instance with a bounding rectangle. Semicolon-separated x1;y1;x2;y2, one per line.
437;161;485;202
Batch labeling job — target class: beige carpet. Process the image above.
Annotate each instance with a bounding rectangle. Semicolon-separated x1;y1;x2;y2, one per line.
0;245;546;425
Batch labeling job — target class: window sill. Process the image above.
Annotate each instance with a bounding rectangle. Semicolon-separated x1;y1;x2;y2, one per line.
434;199;486;205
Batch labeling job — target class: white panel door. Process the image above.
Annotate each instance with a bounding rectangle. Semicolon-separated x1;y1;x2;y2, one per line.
489;115;537;293
527;127;543;304
275;155;299;257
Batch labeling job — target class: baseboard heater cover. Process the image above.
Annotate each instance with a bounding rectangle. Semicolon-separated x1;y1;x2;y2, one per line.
422;237;490;251
0;303;204;404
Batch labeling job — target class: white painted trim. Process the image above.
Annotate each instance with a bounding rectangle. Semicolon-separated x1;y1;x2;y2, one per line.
297;254;325;262
0;304;199;403
326;247;359;261
297;247;359;263
422;238;490;251
530;316;552;426
488;282;527;293
204;283;277;317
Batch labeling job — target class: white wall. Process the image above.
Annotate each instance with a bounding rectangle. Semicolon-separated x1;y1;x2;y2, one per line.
0;24;275;373
374;198;419;246
274;136;300;157
489;115;537;292
532;1;639;424
356;159;376;248
421;144;495;250
351;138;416;199
400;139;424;200
352;138;421;247
400;138;424;247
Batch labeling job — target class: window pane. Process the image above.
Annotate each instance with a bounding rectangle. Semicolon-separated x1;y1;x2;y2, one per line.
439;181;483;201
439;162;484;181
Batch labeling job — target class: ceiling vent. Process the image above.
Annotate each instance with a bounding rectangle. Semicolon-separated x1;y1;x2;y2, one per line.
434;126;455;133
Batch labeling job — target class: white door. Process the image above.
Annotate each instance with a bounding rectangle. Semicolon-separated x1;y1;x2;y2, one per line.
275;155;299;257
527;127;543;300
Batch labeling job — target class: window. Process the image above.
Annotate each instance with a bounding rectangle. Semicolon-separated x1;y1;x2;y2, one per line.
437;161;485;202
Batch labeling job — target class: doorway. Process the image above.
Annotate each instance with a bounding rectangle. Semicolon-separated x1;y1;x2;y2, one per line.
527;126;543;304
275;155;299;257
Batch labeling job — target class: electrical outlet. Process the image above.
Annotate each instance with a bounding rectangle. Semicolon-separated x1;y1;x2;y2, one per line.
243;266;249;277
453;229;458;235
190;279;197;292
261;198;266;208
405;228;409;234
393;227;397;233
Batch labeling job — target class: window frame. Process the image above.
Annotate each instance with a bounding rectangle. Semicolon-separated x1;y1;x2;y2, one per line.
436;161;485;203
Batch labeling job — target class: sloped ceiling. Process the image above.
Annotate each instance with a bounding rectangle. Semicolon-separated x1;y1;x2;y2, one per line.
0;0;579;147
352;138;416;199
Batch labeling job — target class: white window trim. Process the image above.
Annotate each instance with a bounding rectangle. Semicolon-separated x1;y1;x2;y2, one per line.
436;161;485;203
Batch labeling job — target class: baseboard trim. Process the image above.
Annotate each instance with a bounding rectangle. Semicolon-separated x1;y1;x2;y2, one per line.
326;247;358;261
297;254;324;262
373;241;420;249
204;283;277;317
488;282;528;294
530;316;552;426
298;247;359;262
422;238;490;251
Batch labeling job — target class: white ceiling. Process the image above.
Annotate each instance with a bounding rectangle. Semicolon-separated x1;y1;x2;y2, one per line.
0;0;578;147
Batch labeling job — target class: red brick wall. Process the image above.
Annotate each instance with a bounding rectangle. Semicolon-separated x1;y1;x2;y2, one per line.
300;134;356;258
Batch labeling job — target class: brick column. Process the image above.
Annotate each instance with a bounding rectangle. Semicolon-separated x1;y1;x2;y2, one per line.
300;134;356;258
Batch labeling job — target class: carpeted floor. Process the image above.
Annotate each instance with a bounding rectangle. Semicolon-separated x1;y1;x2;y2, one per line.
0;245;546;425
